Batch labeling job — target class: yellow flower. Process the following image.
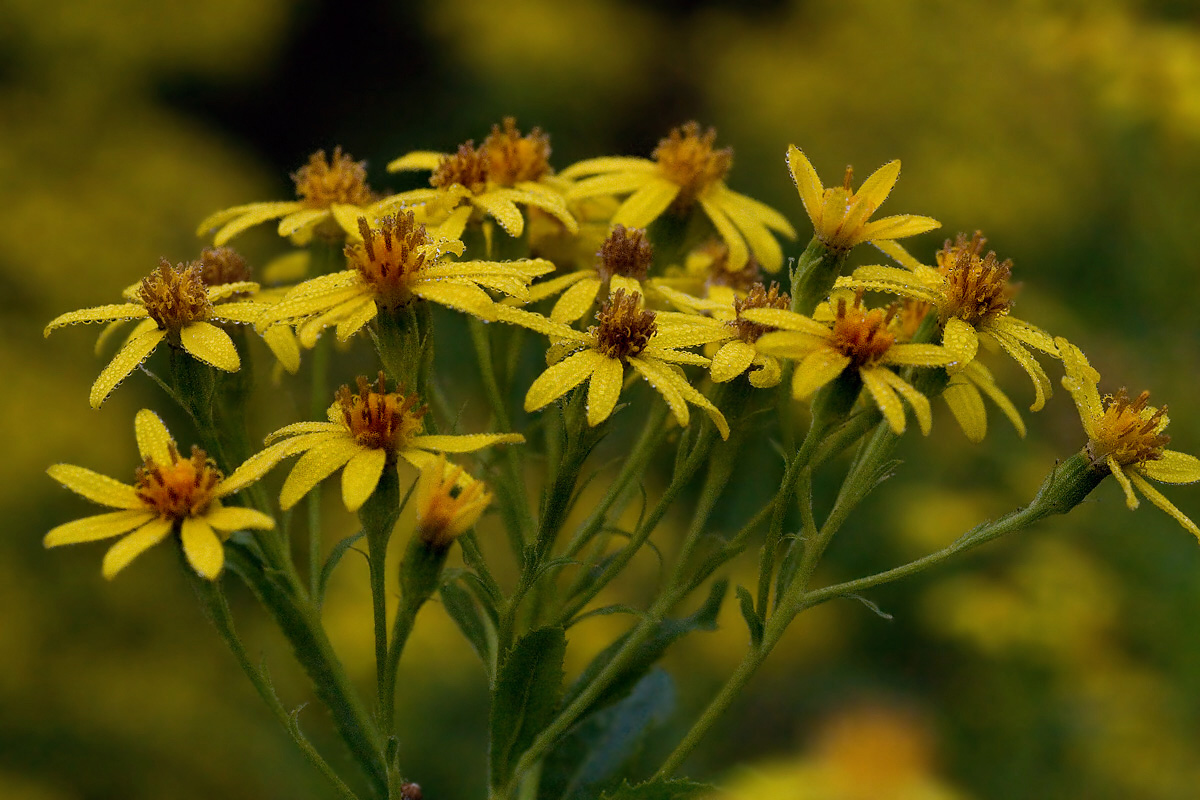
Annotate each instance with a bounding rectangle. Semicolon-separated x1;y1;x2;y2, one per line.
1058;338;1200;540
525;224;653;323
197;148;379;245
648;238;764;303
45;259;267;407
501;289;731;438
747;293;954;435
414;455;493;549
382;118;578;238
844;232;1059;410
562;122;796;272
787;144;939;253
230;374;524;512
656;283;791;388
44;409;274;580
258;212;553;347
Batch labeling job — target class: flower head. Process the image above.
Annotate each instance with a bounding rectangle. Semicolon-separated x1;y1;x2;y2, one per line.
44;410;274;579
229;373;523;512
197;148;379;245
415;455;493;549
562;122;796;271
525;224;655;324
787;145;938;254
1058;338;1200;539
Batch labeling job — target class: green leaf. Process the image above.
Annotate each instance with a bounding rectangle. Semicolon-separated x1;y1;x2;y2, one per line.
599;778;714;800
490;626;567;789
440;578;498;678
316;529;365;608
735;585;763;647
540;669;676;800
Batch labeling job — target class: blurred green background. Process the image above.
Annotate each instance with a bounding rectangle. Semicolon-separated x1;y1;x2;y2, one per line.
5;0;1200;797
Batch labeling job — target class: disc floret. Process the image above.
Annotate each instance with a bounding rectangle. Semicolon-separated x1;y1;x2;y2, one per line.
653;122;733;210
293;146;375;209
335;372;429;457
139;260;212;330
591;290;658;359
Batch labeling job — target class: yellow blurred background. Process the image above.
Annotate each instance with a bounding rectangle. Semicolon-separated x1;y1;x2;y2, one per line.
5;0;1200;797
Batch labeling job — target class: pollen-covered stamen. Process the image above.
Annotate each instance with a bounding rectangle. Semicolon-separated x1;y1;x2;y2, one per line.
653;122;732;210
830;292;897;366
1090;388;1171;467
482;117;552;186
134;442;224;519
936;231;1014;325
292;147;375;209
597;225;653;282
346;213;434;308
198;246;251;287
335;372;429;455
139;259;212;330
591;289;657;359
730;282;790;343
431;141;490;194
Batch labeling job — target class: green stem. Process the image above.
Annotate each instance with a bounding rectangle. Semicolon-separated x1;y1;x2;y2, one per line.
359;468;404;729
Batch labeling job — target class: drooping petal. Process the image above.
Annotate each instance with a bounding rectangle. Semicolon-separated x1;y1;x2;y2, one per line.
1139;450;1200;485
747;354;782;388
180;322;240;372
90;328;166;408
279;438;365;511
874;367;933;435
213;202;301;246
612;178;680;229
791;348;852;400
719;194;784;272
205;505;276;531
1107;456;1139;509
991;330;1051;411
963;361;1026;437
651;360;730;439
993;317;1058;356
629;357;689;428
335;298;378;341
709;340;757;383
45;303;148;336
47;464;143;509
102;517;174;579
785;145;823;223
45;509;157;547
585;354;623;426
180;517;225;579
699;195;750;270
860;367;908;434
714;184;796;237
341;447;388;512
410;433;526;453
1128;471;1200;540
943;377;988;443
941;317;979;366
525;349;604;412
472;192;525;236
503;188;578;234
134;408;174;464
262;284;366;328
414;280;497;319
262;325;301;373
277;208;328;238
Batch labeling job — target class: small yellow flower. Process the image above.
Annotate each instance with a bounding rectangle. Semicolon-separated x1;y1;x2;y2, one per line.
562;122;796;272
197;148;379;245
414;455;493;549
382;118;578;238
525;224;654;323
1058;338;1200;539
231;373;524;512
501;289;730;438
844;232;1058;410
747;293;955;435
259;212;553;346
656;283;791;388
44;409;274;579
787;145;939;254
45;259;267;407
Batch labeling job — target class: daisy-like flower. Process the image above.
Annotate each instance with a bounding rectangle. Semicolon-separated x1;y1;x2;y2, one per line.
414;455;493;549
258;212;553;347
525;225;653;323
197;147;378;246
562;122;796;272
381;118;577;238
501;289;730;438
1058;338;1200;539
44;409;274;579
656;283;791;388
746;293;955;435
230;373;524;512
787;145;939;254
844;232;1058;410
45;259;267;407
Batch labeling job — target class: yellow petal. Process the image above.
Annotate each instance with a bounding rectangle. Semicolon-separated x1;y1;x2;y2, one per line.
279;438;365;511
217;431;344;496
277;208;328;238
180;322;240;372
181;517;224;580
941;317;979;366
861;214;941;242
525;270;592;304
1055;336;1102;429
885;343;954;368
410;433;525;454
335;298;378;341
1108;457;1139;509
992;316;1058;356
205;505;276;531
45;303;148;336
341;447;388;512
102;517;174;579
551;278;601;324
134;408;175;464
943;378;987;443
212;300;266;324
47;464;143;509
45;509;156;547
331;204;369;238
197;203;260;236
90;328;165;408
710;341;756;383
206;282;260;303
991;331;1051;411
1128;471;1200;540
873;367;933;435
262;325;301;373
855;160;901;211
560;156;658;180
872;239;928;271
791;348;851;400
748;354;782;388
963;361;1026;437
612;178;679;229
717;190;785;272
414;280;496;319
786;145;823;223
714;184;796;237
699;195;750;271
651;360;730;440
1139;450;1200;485
472;192;525;236
860;367;908;434
387;150;446;172
741;308;831;337
261;284;366;328
525;349;604;411
213;202;301;246
629;357;690;429
586;354;624;426
505;188;578;234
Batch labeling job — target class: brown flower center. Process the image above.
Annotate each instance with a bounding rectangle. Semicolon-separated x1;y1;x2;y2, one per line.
830;292;896;366
135;443;223;519
597;225;653;282
482;117;552;186
346;214;434;309
198;246;251;286
139;259;212;330
293;147;375;209
335;372;428;455
591;289;657;359
1090;388;1170;467
729;282;790;343
653;122;732;210
431;142;490;194
936;232;1014;326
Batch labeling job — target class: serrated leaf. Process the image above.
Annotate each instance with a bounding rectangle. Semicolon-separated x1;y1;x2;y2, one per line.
599;778;714;800
490;626;567;788
317;529;365;608
440;579;498;677
735;585;763;647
